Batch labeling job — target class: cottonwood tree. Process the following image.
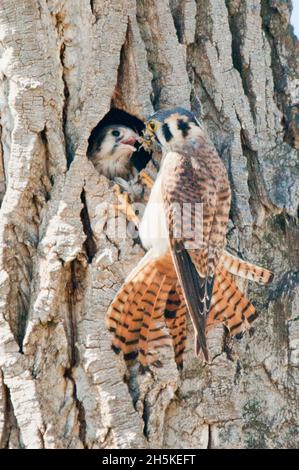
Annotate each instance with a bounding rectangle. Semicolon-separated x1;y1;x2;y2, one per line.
0;0;298;449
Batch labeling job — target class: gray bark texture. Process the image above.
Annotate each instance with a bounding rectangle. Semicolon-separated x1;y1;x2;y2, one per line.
0;0;298;449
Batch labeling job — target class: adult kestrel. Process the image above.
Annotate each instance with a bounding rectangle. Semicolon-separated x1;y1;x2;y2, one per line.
107;108;273;368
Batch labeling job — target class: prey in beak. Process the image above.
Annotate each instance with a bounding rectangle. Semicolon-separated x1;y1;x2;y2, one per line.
139;125;156;151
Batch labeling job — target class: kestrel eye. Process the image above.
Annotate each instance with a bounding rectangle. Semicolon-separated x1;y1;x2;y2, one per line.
148;121;157;131
112;130;120;137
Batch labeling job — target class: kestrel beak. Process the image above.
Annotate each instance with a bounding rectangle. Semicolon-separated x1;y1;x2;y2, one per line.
120;134;138;152
121;136;137;146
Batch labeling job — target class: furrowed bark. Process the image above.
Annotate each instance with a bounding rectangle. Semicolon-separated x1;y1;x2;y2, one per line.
0;0;298;449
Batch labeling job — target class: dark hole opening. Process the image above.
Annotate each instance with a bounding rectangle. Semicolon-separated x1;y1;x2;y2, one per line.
87;107;151;173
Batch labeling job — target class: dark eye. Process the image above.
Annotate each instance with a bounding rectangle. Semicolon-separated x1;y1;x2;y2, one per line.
112;130;120;137
148;121;157;131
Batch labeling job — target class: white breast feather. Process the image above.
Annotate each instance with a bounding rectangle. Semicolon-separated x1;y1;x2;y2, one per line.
125;153;172;282
139;157;170;257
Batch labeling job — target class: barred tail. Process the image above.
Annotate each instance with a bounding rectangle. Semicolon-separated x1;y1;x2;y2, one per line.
207;267;257;337
107;253;176;368
220;250;274;284
108;251;272;369
164;285;187;369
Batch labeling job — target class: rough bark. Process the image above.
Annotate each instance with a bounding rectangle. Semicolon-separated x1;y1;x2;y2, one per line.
0;0;298;449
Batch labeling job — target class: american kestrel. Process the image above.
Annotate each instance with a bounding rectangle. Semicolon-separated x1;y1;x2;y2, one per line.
87;123;147;225
107;108;273;368
87;125;139;180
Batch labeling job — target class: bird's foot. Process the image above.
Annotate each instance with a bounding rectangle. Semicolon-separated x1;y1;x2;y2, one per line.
114;175;143;199
113;184;140;227
139;170;154;189
114;177;132;192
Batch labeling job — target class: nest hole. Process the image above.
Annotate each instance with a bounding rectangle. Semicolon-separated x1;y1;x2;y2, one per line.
87;107;151;173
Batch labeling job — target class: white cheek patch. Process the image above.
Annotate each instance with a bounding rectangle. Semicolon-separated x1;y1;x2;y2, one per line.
96;136;115;158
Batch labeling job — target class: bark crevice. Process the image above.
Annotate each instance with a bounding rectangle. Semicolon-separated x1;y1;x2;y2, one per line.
0;382;23;449
80;189;97;263
0;0;298;449
260;0;299;149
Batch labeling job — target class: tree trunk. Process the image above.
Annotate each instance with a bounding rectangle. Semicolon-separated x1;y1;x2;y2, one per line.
0;0;298;449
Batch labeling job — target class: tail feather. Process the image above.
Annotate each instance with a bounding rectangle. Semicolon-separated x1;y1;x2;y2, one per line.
164;285;187;369
220;251;274;284
207;267;256;337
107;263;155;355
107;253;176;367
138;272;173;367
108;249;272;369
171;242;209;361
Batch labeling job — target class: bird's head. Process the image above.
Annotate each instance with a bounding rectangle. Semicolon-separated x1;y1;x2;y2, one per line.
141;107;203;152
89;125;139;161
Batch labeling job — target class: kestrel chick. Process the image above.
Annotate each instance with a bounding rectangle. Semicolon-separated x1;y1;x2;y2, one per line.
87;125;139;179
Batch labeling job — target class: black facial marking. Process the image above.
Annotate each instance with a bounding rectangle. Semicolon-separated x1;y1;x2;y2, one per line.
162;122;173;142
177;119;191;137
150;107;200;126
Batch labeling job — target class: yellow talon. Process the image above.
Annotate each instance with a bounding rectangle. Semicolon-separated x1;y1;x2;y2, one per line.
139;170;154;189
113;171;154;227
113;184;140;227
